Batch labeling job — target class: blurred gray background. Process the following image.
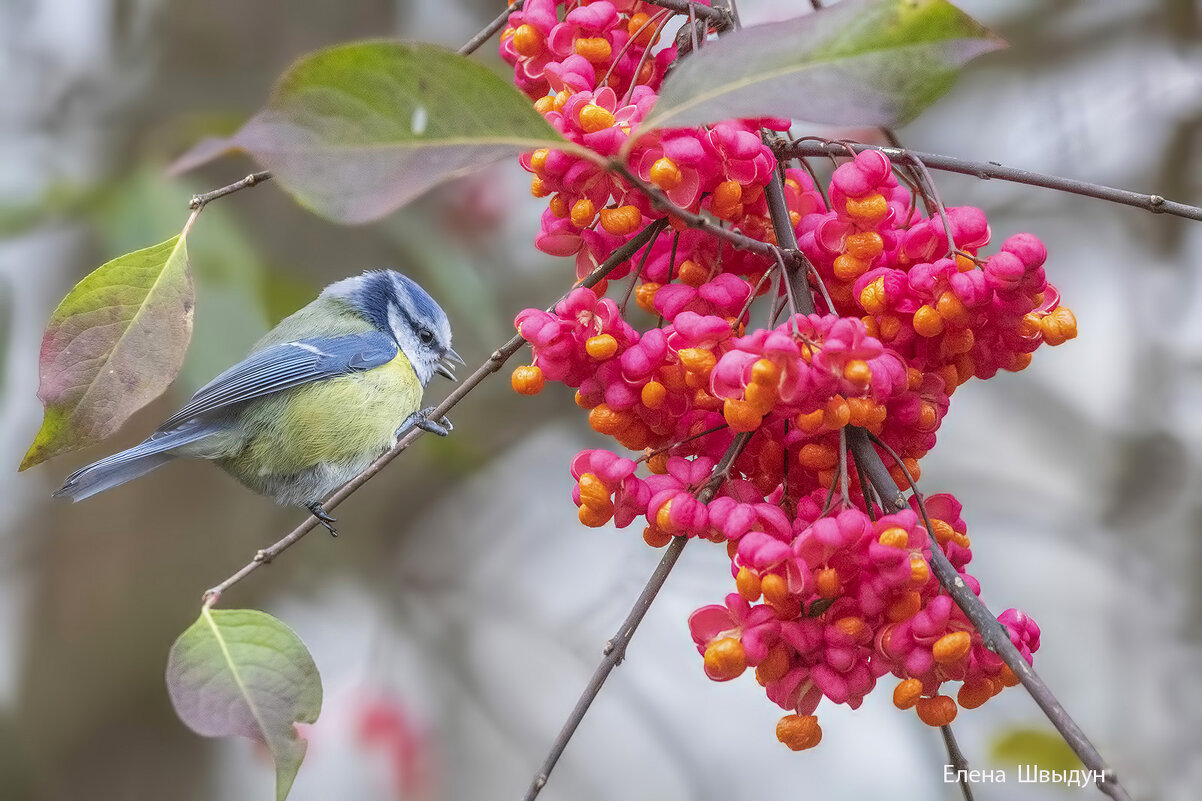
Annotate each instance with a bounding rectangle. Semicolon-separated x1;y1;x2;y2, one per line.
1;0;1200;799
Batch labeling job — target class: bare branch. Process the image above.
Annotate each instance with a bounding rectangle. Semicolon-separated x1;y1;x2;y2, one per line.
521;431;754;801
941;724;975;801
459;0;525;57
202;220;669;605
641;0;730;26
188;171;272;210
846;427;906;512
609;160;783;258
864;432;1133;801
777;139;1202;223
760;136;816;316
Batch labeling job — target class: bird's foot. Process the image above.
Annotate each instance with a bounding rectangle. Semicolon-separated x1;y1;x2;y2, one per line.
306;501;339;537
399;407;453;438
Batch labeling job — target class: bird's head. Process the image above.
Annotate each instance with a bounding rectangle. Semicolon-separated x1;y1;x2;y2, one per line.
328;270;463;385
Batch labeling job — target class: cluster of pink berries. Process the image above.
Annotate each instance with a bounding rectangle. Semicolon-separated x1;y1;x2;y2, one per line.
688;493;1040;746
503;0;1071;750
502;0;790;284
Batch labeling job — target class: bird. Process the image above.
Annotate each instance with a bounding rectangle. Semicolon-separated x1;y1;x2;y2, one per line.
53;269;462;534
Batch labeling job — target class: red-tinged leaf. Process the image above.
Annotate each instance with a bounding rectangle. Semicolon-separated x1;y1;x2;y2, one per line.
170;41;582;224
167;609;322;801
20;236;193;470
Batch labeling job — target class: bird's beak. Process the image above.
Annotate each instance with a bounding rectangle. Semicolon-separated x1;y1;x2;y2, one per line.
436;348;464;380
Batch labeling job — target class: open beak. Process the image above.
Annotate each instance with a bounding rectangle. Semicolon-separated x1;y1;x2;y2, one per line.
436;347;465;380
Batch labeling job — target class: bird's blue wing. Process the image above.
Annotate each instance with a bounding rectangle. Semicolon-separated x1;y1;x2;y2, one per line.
158;332;398;429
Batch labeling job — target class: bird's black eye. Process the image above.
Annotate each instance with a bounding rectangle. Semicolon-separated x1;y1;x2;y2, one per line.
419;328;434;345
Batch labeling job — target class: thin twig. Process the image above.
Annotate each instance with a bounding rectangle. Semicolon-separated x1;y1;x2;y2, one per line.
637;424;729;465
837;426;850;507
905;151;956;257
772;248;800;333
618;221;666;313
641;0;729;25
851;446;876;521
610;161;783;259
941;724;975;801
621;10;674;106
802;250;835;313
687;0;700;53
846;427;906;512
865;432;1132;801
603;7;671;95
776;140;1202;223
522;539;687;801
188;172;272;210
760;135;815;317
521;431;753;801
202;221;668;605
458;0;525;56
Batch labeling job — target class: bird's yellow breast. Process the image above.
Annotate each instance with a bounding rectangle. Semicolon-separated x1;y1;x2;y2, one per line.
231;350;422;477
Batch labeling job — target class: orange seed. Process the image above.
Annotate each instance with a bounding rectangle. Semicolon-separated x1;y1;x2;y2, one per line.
916;695;958;727
893;678;923;709
776;714;822;751
511;364;545;395
933;631;972;664
585;333;619;360
703;637;747;681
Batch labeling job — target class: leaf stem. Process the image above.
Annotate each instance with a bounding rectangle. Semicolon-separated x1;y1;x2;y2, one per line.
179;207;203;240
776;139;1202;222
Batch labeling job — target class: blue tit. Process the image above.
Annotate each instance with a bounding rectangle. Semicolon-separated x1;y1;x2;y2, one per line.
53;269;462;533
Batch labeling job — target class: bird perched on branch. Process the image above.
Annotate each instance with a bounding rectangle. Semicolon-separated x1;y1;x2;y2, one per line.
54;269;462;534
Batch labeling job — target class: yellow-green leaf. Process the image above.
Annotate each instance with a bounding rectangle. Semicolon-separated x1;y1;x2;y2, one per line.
990;727;1084;773
637;0;1003;136
20;236;193;470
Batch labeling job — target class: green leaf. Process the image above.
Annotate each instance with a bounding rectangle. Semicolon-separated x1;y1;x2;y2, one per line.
637;0;1004;135
20;236;193;470
166;609;322;801
172;41;580;224
94;167;271;389
990;727;1084;773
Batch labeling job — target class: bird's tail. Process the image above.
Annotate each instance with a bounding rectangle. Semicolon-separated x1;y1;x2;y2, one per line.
53;425;215;502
